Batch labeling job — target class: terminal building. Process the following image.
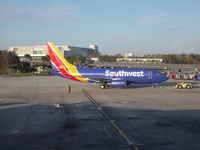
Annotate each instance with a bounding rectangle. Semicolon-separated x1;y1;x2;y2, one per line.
8;44;99;62
117;58;163;64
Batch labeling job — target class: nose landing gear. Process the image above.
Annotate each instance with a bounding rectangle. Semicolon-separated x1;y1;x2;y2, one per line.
100;85;106;89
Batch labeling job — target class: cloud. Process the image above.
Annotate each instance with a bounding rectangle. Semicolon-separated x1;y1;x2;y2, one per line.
168;24;185;33
138;10;168;25
0;1;79;22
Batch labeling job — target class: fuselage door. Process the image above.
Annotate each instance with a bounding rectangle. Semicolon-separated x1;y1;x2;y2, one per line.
148;71;153;79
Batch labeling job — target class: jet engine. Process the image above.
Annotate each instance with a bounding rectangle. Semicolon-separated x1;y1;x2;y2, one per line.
110;78;127;88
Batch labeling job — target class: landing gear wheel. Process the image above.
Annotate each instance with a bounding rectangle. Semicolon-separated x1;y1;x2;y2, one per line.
100;85;106;89
186;84;191;89
177;84;182;89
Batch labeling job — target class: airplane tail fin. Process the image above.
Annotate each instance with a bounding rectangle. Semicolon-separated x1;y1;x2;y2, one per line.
47;42;72;75
47;42;87;82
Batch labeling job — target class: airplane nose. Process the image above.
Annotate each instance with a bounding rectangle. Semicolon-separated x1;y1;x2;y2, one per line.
160;74;169;82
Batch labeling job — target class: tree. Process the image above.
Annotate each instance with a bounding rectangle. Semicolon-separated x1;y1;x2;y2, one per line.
0;51;20;67
114;53;123;57
24;54;32;62
41;55;50;64
99;55;119;62
65;56;86;65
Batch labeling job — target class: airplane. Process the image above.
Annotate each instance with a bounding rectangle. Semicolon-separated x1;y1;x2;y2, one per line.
47;42;169;89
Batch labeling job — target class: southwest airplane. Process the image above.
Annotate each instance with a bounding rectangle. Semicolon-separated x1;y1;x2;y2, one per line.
47;42;169;88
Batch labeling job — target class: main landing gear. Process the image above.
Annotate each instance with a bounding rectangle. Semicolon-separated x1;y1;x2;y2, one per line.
100;83;109;89
152;83;159;88
100;85;106;89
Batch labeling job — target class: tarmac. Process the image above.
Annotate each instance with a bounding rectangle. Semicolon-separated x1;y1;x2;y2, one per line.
0;76;200;150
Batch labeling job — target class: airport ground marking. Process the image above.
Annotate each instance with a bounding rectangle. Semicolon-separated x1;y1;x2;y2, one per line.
81;89;143;150
128;126;140;139
104;127;113;138
0;103;33;110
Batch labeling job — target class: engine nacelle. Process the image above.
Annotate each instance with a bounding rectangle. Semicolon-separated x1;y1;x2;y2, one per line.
110;78;126;87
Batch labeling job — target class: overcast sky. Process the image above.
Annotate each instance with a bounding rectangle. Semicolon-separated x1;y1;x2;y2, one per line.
0;0;200;55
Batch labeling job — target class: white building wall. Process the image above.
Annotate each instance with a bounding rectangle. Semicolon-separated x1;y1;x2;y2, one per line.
8;44;99;59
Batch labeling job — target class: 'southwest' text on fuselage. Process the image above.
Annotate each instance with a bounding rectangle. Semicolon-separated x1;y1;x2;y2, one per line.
105;70;144;77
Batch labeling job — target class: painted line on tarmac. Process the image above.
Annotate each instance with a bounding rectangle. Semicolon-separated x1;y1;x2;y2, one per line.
82;89;143;150
152;86;171;88
0;103;33;110
104;127;113;138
